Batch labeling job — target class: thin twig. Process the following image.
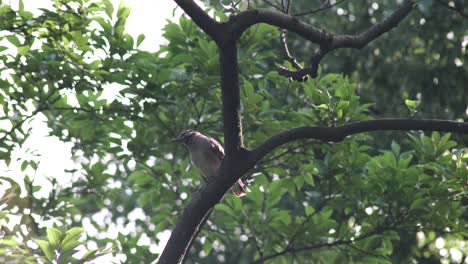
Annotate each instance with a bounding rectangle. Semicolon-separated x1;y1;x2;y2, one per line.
279;29;302;70
251;224;394;263
0;90;58;144
242;209;264;263
262;0;284;11
294;0;347;17
347;244;391;261
435;0;468;18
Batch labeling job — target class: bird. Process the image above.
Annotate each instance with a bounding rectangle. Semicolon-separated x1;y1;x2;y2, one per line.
171;130;247;197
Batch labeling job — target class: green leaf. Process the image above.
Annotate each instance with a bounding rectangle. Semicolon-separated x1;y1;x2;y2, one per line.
0;211;8;219
61;239;82;253
21;160;28;171
305;206;315;216
405;99;418;112
35;239;55;261
278;211;292;225
103;0;114;17
304;174;315;186
19;0;24;11
136;34;145;47
61;227;83;246
47;227;63;249
203;240;213;255
18;46;30;55
410;198;427;212
128;171;153;186
364;236;381;249
81;249;98;260
117;0;130;19
315;104;328;110
336;100;349;110
6;35;21;46
216;204;234;216
294;175;304;189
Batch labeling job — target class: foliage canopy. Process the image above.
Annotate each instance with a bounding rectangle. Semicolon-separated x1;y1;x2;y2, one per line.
0;0;466;263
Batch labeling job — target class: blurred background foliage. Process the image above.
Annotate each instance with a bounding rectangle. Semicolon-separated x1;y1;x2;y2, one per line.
0;0;466;263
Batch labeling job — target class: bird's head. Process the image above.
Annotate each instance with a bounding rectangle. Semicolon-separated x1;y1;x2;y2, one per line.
171;130;197;146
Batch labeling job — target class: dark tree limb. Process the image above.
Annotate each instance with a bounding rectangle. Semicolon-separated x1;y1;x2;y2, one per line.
231;1;415;44
173;0;225;43
173;0;415;80
331;0;415;49
250;119;468;165
219;42;244;153
278;0;309;81
232;0;414;79
158;147;252;263
230;8;329;44
278;46;330;79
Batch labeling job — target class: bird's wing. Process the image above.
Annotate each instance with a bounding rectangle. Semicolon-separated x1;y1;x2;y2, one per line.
208;136;225;160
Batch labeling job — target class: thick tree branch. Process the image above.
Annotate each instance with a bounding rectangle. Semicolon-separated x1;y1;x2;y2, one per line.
158;148;252;263
232;1;414;44
173;0;225;43
250;119;468;165
231;8;328;44
331;0;415;49
219;42;244;154
232;0;415;79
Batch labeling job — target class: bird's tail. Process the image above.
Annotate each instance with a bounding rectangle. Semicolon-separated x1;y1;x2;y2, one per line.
232;178;247;197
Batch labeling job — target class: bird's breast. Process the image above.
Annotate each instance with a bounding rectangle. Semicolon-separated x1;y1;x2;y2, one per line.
190;149;222;178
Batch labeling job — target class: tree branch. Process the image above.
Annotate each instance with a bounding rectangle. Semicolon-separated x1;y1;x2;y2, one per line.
250;119;468;165
251;225;395;263
242;209;264;263
172;0;225;43
0;91;58;144
293;0;347;17
158;148;252;263
231;8;329;44
279;29;302;70
231;0;415;79
331;0;415;49
435;0;468;18
278;46;329;79
219;42;244;153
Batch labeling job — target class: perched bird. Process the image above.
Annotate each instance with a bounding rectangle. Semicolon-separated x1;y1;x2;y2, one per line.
172;130;247;197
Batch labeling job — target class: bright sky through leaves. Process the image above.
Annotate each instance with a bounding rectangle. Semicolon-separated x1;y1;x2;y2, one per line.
0;0;182;261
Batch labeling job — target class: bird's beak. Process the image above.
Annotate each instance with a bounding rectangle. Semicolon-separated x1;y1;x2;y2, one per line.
170;137;181;143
